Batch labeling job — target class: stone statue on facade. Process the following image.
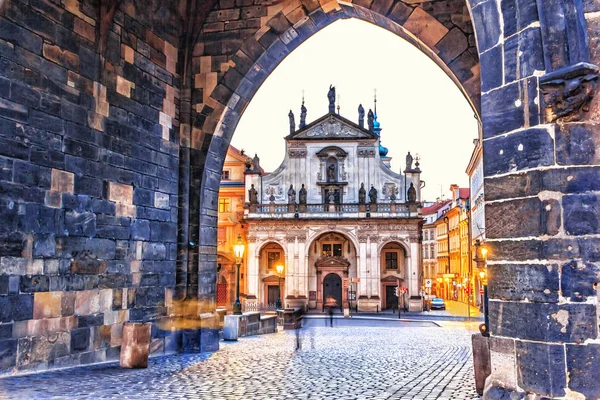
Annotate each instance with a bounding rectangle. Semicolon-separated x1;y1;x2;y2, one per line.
299;184;307;204
248;184;258;204
287;184;296;204
328;188;336;203
245;157;253;171
327;164;336;182
358;104;365;128
299;102;307;129
407;182;417;203
288;110;295;134
358;183;366;204
369;185;377;204
367;109;374;132
406;151;413;170
328;85;336;113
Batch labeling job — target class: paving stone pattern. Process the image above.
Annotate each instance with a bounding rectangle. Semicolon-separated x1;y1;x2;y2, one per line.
0;323;479;400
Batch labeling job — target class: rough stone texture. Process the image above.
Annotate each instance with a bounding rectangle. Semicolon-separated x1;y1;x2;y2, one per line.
0;0;182;374
1;0;600;396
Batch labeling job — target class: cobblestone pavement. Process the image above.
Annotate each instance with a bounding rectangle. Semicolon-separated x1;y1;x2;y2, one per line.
0;320;480;400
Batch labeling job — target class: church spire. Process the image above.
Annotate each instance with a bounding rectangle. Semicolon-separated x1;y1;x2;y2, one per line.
373;89;388;157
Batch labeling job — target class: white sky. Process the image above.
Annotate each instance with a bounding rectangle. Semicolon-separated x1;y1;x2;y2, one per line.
231;18;478;201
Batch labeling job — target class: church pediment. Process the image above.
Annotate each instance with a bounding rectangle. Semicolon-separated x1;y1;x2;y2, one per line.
315;256;351;269
381;275;404;283
287;113;378;141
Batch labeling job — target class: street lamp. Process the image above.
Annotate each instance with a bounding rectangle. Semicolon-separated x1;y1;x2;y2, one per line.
473;239;488;336
233;234;245;315
276;264;284;309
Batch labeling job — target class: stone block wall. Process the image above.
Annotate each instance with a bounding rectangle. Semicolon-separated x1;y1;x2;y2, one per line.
0;0;184;374
470;0;600;397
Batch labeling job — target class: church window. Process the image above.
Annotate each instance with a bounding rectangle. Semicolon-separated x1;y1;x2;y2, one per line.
219;198;231;212
385;252;398;269
267;251;281;270
322;243;343;257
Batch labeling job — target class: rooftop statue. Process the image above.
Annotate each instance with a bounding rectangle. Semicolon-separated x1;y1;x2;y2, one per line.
288;184;296;204
328;85;336;113
248;184;258;204
407;182;417;203
369;185;377;204
358;104;365;128
299;102;307;129
299;184;307;204
288;110;295;134
367;109;374;132
358;183;366;204
406;151;413;170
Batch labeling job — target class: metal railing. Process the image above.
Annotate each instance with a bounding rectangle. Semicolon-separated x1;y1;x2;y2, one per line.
242;301;278;313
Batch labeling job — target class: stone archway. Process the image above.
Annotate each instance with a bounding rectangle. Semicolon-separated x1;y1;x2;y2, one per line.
0;0;598;396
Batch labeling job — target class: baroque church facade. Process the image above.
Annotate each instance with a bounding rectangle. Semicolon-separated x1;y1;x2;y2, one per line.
242;88;423;312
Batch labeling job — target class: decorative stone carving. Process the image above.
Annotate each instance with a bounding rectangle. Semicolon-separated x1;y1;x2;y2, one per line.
357;147;376;158
540;63;599;123
288;149;307;158
358;235;368;243
297;116;368;139
369;235;380;243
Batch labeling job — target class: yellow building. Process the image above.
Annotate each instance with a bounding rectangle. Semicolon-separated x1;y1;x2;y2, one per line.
217;145;252;310
434;185;470;301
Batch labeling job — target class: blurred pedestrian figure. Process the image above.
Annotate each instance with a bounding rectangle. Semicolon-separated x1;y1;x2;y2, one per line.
328;306;334;327
295;317;302;351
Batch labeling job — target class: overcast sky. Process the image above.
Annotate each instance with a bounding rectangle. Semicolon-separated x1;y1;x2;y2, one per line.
230;18;478;202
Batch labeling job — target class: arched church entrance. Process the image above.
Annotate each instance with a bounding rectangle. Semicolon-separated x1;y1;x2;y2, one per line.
323;273;343;312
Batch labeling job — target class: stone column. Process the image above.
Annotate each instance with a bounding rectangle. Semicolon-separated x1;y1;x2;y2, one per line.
358;239;368;298
246;241;258;300
297;240;307;297
286;239;295;300
369;237;381;300
408;240;420;295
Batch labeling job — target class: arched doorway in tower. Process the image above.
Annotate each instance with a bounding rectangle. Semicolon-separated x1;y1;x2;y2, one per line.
323;273;343;312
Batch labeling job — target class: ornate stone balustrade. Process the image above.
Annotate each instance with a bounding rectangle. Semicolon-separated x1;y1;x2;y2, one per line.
247;203;420;219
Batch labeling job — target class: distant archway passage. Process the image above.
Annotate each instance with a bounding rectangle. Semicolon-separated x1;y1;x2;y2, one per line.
0;0;598;397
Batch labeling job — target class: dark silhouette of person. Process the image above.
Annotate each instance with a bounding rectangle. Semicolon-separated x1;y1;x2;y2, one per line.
328;306;334;327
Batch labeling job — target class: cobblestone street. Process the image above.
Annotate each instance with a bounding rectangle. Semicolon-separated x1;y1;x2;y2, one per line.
0;320;480;400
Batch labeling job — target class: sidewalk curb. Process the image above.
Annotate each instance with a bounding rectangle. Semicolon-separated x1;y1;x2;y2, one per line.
303;315;443;326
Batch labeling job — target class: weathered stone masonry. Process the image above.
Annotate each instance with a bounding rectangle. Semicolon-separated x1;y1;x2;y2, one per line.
0;0;185;373
0;0;599;398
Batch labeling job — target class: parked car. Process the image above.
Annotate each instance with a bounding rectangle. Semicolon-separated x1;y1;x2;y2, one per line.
430;297;446;310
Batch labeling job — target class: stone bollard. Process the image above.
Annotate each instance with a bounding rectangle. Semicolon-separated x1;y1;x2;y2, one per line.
471;333;491;396
223;315;241;341
120;322;151;368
